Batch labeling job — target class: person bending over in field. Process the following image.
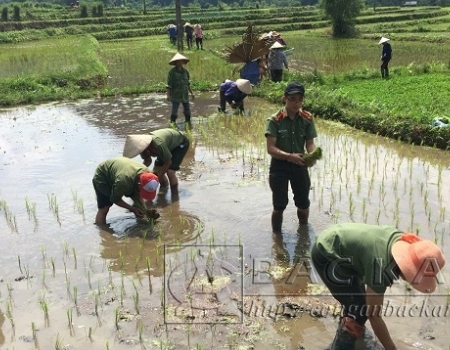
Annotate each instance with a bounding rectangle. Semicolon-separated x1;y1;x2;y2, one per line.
217;79;252;114
92;157;159;225
311;223;445;350
123;128;190;196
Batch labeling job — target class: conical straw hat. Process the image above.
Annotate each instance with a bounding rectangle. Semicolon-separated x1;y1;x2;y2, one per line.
378;37;390;44
270;41;284;49
169;53;189;65
123;135;153;158
236;79;252;95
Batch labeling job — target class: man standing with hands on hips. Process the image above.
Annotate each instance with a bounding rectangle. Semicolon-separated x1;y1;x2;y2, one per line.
265;82;318;233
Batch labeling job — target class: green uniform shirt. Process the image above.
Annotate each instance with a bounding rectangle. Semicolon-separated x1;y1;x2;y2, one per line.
150;128;185;162
265;107;317;154
167;67;191;103
316;223;402;294
93;157;147;203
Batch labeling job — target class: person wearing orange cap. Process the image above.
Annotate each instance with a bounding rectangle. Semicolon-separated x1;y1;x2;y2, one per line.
311;223;446;350
92;157;159;225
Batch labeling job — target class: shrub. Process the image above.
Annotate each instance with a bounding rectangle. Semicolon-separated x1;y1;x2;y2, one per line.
97;4;104;17
1;7;7;21
13;5;20;21
80;5;88;18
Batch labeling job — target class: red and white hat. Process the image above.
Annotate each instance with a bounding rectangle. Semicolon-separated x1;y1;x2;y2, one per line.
139;172;159;200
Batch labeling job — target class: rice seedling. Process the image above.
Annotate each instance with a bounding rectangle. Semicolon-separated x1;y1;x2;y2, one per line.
17;255;23;274
71;189;78;207
69;247;77;270
88;327;93;342
67;309;73;328
39;294;50;327
77;199;85;220
42;269;48;291
146;256;153;294
55;333;63;350
31;321;39;349
114;307;120;331
50;258;56;278
73;286;78;308
25;196;37;221
5;300;15;332
132;280;140;314
138;321;145;344
87;270;92;290
47;193;61;226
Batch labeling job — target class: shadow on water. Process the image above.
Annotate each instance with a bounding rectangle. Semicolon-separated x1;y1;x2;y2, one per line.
0;92;449;349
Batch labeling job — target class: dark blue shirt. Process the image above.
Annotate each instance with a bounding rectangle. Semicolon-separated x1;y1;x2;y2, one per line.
220;80;247;105
382;43;392;60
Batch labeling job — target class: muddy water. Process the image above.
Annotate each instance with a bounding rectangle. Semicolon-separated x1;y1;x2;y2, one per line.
0;93;449;350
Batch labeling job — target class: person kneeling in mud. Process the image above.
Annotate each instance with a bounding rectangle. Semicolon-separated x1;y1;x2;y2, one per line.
92;157;159;225
218;79;252;114
123;128;190;196
311;223;446;350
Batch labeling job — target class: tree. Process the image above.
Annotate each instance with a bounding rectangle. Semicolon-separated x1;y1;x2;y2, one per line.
13;5;20;21
320;0;363;37
1;7;8;21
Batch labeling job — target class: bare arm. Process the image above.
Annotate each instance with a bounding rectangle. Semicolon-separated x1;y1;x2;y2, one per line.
114;198;144;218
157;159;173;183
366;286;397;350
166;87;171;102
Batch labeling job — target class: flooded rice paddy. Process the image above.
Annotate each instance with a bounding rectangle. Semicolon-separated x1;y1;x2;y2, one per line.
0;93;450;350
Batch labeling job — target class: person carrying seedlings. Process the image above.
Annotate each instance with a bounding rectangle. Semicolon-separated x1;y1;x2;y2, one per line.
217;79;252;114
267;41;288;83
167;53;195;125
194;24;203;50
184;22;194;49
265;82;318;232
92;157;159;225
123;128;190;196
311;223;446;350
379;36;392;79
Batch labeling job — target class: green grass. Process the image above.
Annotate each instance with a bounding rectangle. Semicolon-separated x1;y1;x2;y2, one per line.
317;72;450;123
98;36;236;89
0;34;107;105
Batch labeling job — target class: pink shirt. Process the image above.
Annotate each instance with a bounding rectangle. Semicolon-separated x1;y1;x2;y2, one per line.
194;27;203;38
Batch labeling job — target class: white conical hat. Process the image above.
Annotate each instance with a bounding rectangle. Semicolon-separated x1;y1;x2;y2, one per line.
270;41;284;49
123;135;153;158
235;79;252;95
169;53;189;65
378;37;390;44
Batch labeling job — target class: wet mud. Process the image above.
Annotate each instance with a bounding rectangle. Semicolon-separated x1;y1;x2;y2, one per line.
0;93;449;349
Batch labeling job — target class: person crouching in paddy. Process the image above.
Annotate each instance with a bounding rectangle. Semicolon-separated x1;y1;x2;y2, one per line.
123;128;190;196
92;157;159;225
218;78;252;114
311;223;445;350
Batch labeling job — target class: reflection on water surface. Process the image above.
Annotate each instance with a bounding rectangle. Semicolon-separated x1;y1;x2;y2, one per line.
0;93;449;349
